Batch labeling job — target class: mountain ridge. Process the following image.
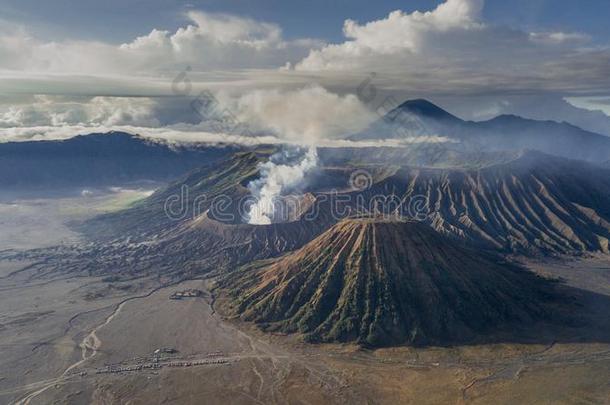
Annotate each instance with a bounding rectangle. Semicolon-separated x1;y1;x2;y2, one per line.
80;147;610;256
0;131;241;189
214;218;567;347
352;99;610;163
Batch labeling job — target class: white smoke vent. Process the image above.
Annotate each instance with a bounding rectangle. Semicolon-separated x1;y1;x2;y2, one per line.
246;147;318;225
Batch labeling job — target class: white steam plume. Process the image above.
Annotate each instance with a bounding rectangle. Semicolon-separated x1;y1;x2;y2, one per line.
223;85;376;142
247;147;318;225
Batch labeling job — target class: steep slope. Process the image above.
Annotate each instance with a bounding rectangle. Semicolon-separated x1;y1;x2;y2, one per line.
392;99;462;124
470;114;610;162
151;209;334;274
79;150;266;240
346;151;610;255
317;146;521;168
79;147;333;271
215;218;564;347
83;148;610;256
0;131;240;189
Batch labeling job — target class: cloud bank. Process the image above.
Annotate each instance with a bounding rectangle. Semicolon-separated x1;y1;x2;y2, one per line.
0;86;378;144
0;11;318;75
296;0;485;71
2;0;610;94
291;0;610;96
2;0;610;144
0;96;162;128
225;85;376;142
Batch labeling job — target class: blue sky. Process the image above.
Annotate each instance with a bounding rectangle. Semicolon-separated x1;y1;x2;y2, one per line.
2;0;610;142
3;0;610;44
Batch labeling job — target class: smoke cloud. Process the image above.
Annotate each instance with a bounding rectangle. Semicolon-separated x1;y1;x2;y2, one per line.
246;147;318;225
225;85;376;142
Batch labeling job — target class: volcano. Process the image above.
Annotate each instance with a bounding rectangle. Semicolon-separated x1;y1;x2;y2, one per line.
351;99;610;163
80;144;610;258
215;218;564;347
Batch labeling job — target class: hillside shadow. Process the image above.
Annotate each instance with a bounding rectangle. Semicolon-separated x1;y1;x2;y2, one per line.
439;282;610;348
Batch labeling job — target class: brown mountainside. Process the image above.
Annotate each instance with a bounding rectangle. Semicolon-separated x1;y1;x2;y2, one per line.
215;218;565;347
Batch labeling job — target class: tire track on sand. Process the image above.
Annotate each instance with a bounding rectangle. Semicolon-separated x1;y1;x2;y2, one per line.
12;283;171;405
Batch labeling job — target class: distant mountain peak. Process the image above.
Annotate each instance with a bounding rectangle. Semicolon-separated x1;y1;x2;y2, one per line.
391;99;462;123
69;131;141;142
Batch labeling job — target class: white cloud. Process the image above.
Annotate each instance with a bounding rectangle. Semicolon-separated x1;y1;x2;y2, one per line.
0;96;161;128
0;87;377;144
0;124;453;149
0;11;319;75
0;86;377;143
173;11;283;49
223;85;376;142
295;0;485;71
2;1;610;143
565;96;610;118
116;11;307;71
529;31;591;45
291;0;610;97
1;1;609;97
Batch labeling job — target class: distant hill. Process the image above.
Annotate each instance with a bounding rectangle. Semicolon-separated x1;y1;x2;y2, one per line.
352;99;610;163
214;218;566;347
82;148;610;256
0;131;240;189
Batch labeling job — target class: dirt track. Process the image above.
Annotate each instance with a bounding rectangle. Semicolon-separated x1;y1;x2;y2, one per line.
2;258;610;404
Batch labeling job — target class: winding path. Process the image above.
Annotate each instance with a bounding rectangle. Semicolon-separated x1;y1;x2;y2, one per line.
11;283;172;405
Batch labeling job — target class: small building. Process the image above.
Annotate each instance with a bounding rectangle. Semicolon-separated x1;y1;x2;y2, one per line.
153;347;178;355
153;347;178;357
170;289;204;300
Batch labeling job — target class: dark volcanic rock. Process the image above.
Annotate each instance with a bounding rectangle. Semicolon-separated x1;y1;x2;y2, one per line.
0;131;240;189
215;218;564;347
353;151;610;255
84;148;610;256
